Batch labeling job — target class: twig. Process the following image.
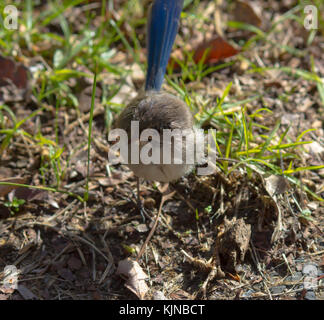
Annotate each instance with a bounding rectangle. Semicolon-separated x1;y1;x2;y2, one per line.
136;188;175;261
64;106;104;135
45;199;77;222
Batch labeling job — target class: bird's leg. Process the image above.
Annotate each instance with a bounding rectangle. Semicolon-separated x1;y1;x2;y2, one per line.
137;184;175;261
136;176;146;222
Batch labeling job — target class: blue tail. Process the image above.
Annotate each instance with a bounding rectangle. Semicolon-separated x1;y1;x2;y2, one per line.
145;0;184;92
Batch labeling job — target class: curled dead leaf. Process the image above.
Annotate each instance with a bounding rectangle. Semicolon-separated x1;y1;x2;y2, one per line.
116;258;149;300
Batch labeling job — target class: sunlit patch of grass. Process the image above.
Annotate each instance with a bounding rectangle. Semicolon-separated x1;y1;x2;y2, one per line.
167;70;324;202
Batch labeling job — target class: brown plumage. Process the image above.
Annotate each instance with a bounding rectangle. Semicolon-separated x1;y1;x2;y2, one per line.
116;90;196;182
117;91;193;134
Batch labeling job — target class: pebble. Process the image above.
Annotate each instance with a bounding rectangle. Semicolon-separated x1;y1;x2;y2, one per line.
304;290;316;300
135;223;149;233
286;272;303;283
270;285;286;294
302;263;318;276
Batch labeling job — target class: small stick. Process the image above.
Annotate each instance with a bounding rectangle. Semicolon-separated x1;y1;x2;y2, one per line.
136;187;175;261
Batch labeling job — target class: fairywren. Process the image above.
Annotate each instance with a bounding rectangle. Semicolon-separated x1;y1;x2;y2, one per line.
116;0;197;184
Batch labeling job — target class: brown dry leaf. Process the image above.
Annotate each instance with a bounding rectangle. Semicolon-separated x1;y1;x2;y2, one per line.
193;36;239;65
233;1;262;27
116;258;149;300
77;85;102;113
169;36;239;71
264;175;289;197
0;55;28;89
11;186;45;201
0;177;27;197
0;55;30;104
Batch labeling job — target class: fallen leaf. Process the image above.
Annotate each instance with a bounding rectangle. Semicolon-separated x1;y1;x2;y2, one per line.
233;1;262;27
0;55;28;89
77;85;102;113
0;55;30;104
11;187;45;201
169;36;239;71
193;36;239;65
0;177;27;197
116;258;149;299
264;175;289;197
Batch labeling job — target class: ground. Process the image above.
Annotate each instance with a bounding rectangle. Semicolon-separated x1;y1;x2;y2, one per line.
0;0;324;300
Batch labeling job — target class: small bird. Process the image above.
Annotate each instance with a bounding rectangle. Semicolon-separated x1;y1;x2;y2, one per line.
116;0;196;205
